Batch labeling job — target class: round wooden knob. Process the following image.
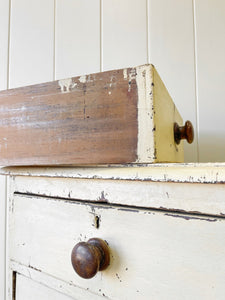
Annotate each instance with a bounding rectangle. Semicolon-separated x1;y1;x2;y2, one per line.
71;238;110;279
174;120;194;144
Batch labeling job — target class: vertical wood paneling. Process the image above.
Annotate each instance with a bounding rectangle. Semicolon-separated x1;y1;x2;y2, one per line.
55;0;100;80
0;0;9;91
148;0;198;162
0;1;9;299
194;0;225;162
102;0;148;71
9;0;54;88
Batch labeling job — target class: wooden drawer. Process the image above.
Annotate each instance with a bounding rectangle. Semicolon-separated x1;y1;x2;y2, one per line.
0;64;190;166
9;193;225;300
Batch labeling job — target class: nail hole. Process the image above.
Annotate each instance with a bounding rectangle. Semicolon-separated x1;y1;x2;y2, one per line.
94;216;100;229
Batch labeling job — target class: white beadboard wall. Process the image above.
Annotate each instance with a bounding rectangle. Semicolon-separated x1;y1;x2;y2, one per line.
0;0;225;296
0;0;9;299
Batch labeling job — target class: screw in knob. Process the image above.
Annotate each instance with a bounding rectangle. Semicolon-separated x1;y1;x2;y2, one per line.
71;238;110;279
174;120;194;145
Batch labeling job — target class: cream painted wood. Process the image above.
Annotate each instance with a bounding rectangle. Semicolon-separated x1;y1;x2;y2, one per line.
9;262;104;300
9;193;225;300
194;0;225;162
10;175;225;217
102;0;147;71
55;0;100;80
148;0;197;162
0;176;6;300
9;0;54;88
16;274;75;300
2;163;225;183
125;64;183;163
152;67;183;162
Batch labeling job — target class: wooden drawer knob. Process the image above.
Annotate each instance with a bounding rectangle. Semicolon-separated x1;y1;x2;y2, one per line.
71;238;110;279
174;120;194;144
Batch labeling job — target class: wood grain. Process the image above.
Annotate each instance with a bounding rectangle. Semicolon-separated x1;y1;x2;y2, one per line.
0;64;184;166
0;68;138;165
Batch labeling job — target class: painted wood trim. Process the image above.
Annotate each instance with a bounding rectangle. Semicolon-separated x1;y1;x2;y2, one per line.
10;176;225;217
1;163;225;183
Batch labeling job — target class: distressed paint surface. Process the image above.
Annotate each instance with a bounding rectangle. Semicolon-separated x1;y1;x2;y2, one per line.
10;175;225;217
1;162;225;183
0;64;184;166
9;194;225;300
9;262;104;300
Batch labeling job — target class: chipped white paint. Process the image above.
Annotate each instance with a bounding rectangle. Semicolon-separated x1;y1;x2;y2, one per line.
79;75;87;83
58;78;77;92
132;64;184;163
9;193;225;300
123;68;128;80
11;175;225;216
128;68;136;92
1;162;225;183
136;65;155;162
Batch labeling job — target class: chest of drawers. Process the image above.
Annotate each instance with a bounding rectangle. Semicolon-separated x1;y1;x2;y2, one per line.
3;163;225;299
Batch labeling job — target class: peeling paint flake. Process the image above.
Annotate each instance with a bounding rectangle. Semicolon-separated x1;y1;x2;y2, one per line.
58;78;77;93
123;68;128;80
79;75;87;83
128;68;136;92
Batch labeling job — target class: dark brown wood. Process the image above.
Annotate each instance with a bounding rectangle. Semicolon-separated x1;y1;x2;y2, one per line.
71;238;110;279
0;68;138;166
174;120;194;144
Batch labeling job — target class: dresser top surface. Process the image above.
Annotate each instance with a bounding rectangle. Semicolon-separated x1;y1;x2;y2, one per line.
1;163;225;183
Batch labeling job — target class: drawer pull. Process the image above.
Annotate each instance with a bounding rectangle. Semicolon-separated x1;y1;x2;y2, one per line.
71;238;110;279
174;120;194;144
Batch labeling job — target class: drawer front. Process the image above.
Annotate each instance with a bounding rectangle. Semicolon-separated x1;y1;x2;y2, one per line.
10;194;225;300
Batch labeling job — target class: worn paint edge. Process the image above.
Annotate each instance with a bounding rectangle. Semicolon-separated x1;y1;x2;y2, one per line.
1;164;225;183
136;65;155;163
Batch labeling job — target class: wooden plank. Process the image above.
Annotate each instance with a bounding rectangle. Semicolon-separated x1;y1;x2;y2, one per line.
10;195;225;299
0;0;9;91
11;175;225;216
0;175;6;300
1;162;225;183
55;0;100;80
9;0;54;88
16;274;75;300
102;0;147;71
10;263;104;300
0;1;9;299
194;0;225;162
148;0;197;162
0;65;184;166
